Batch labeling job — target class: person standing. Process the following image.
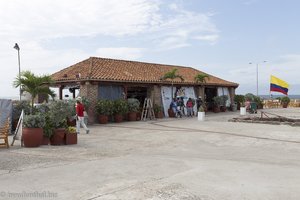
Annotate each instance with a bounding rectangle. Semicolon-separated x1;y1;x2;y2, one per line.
196;96;203;111
76;99;90;134
186;98;194;117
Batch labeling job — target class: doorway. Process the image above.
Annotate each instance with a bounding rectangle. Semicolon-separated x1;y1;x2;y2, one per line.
205;87;217;111
126;87;148;105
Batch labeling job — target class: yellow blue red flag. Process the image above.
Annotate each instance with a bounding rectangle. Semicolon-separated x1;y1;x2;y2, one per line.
270;75;289;95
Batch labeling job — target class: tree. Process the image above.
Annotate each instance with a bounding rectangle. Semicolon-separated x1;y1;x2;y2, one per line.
13;71;55;112
194;73;209;99
194;73;209;84
161;68;184;98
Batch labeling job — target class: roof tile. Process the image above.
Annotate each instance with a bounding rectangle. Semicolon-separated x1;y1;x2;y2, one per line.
51;57;238;87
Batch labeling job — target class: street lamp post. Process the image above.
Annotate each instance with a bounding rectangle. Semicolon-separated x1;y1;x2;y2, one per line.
249;61;267;96
14;43;21;101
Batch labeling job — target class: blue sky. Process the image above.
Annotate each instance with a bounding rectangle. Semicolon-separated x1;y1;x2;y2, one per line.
1;0;299;98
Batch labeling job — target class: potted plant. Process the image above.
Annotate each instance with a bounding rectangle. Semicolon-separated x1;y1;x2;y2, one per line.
13;70;55;113
65;126;77;145
212;96;222;113
219;95;228;112
22;114;45;147
66;99;77;126
34;103;53;145
127;98;140;121
48;100;69;145
254;96;264;109
42;114;53;145
281;96;290;108
12;100;31;131
113;99;128;123
153;104;164;118
197;105;205;121
234;95;245;110
95;99;113;124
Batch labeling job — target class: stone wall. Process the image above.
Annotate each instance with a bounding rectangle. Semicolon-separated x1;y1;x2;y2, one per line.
79;81;98;124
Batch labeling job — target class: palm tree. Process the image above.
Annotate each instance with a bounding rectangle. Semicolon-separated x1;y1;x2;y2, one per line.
194;73;209;84
194;73;209;100
161;68;184;98
13;71;55;112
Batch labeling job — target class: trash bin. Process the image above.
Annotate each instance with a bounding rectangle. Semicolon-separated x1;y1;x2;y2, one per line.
231;103;237;112
250;102;257;114
240;107;246;115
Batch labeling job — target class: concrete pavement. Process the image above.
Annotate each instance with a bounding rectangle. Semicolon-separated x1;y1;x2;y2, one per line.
1;108;300;200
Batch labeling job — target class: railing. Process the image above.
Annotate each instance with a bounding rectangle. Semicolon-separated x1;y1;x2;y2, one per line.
263;99;300;108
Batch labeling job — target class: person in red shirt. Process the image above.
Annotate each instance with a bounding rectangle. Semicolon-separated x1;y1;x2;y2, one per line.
76;99;90;134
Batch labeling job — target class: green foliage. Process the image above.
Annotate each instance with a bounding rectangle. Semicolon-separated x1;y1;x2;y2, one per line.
161;68;184;82
23;114;46;128
194;73;209;84
161;68;184;98
219;95;228;106
127;98;140;112
81;96;90;110
153;104;162;113
113;99;128;115
253;96;264;108
245;93;255;101
95;99;113;115
48;100;69;129
67;99;77;117
13;71;55;111
213;96;223;106
43;114;54;138
281;96;290;104
234;95;245;104
12;100;31;121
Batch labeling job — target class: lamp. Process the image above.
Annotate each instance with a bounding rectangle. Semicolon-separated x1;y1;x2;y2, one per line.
14;43;21;101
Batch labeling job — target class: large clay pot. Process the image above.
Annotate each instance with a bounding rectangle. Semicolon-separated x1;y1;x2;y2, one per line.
22;128;43;148
136;112;141;121
65;133;77;145
168;109;175;118
213;106;220;113
155;111;164;119
282;102;289;108
114;114;123;123
98;115;108;124
42;136;50;145
128;112;137;121
50;128;66;145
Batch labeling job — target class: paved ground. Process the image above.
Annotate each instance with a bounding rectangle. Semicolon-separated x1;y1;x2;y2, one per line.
1;108;300;200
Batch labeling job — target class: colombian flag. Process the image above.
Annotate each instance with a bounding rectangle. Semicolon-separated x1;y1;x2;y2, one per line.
270;75;289;95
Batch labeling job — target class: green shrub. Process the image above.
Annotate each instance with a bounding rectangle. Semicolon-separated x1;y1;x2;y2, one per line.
95;99;113;115
127;98;140;112
113;99;128;115
234;95;245;104
281;96;290;104
153;104;162;113
23;114;46;128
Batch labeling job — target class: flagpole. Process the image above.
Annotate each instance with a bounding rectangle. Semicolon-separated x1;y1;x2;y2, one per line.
249;61;267;97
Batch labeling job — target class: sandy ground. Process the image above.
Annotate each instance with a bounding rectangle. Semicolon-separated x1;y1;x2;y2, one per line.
1;108;300;200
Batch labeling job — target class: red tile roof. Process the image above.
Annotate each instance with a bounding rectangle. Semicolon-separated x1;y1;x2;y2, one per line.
51;57;238;87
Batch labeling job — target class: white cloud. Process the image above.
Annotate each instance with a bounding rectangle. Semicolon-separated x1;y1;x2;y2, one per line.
95;47;144;60
0;0;220;97
152;4;219;49
0;0;160;39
